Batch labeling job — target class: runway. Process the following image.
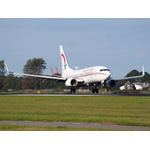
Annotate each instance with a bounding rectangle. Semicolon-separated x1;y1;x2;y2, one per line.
0;120;150;130
1;93;150;96
1;94;116;96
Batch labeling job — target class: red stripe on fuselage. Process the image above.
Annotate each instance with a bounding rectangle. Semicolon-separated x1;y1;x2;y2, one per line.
74;73;106;79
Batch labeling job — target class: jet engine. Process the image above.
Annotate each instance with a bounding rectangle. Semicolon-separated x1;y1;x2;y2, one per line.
65;78;78;87
104;79;116;88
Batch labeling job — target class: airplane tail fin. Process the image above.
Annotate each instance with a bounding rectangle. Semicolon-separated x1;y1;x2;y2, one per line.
60;45;74;77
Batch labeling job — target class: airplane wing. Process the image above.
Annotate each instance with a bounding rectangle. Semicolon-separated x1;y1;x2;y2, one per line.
4;62;66;81
113;66;145;81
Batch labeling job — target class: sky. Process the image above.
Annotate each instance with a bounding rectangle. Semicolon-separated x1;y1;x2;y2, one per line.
0;18;150;78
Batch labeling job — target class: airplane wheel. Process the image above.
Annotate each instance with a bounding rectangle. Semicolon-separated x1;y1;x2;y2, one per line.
70;88;76;93
95;89;99;94
92;88;98;94
92;89;95;93
73;88;76;93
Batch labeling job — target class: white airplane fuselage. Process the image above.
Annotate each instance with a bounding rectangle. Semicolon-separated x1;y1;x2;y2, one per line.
64;66;110;86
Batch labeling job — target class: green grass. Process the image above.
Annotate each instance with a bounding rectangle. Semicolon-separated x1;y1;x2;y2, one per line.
0;96;150;128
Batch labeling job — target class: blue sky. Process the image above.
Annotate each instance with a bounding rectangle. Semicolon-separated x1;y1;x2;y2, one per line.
0;18;150;78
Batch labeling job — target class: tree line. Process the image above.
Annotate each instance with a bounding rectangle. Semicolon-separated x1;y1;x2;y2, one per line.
0;59;64;91
0;59;150;91
114;69;150;90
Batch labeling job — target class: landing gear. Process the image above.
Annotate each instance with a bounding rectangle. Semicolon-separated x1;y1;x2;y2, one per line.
92;88;99;94
90;83;99;94
70;87;76;94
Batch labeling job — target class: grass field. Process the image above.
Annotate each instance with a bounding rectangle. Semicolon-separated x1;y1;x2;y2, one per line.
0;96;150;130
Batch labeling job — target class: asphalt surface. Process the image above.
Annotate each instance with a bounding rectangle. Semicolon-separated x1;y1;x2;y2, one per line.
0;94;118;96
1;93;150;96
1;94;117;96
0;121;150;130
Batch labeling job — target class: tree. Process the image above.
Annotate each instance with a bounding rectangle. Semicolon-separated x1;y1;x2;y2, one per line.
125;69;142;82
125;69;141;77
141;72;150;82
0;77;4;90
23;58;46;74
23;58;47;90
2;74;16;91
0;60;6;90
0;60;6;77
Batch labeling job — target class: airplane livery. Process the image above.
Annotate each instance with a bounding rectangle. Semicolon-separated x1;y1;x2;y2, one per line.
5;45;145;93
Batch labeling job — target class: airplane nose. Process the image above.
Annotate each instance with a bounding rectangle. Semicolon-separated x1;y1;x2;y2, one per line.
107;71;111;78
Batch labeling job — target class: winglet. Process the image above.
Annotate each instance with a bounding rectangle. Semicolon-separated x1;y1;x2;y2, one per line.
142;65;145;76
4;61;13;73
4;61;10;72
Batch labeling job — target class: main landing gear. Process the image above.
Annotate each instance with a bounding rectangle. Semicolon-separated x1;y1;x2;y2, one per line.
69;87;99;94
92;88;99;94
70;87;76;94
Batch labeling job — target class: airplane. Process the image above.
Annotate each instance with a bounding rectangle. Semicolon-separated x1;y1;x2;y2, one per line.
5;45;145;93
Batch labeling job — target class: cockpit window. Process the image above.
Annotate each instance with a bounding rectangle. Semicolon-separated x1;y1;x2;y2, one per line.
100;69;110;71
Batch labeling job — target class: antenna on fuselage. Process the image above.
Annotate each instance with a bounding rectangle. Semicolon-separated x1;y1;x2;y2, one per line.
73;60;79;70
74;66;79;71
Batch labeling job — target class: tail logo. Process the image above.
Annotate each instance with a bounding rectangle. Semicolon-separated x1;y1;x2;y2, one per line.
61;54;67;69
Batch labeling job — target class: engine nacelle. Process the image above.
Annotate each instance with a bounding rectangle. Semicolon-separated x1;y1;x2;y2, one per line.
65;78;78;87
104;79;116;88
